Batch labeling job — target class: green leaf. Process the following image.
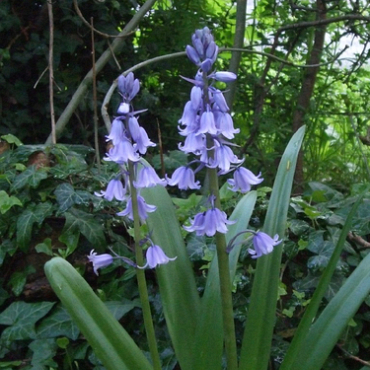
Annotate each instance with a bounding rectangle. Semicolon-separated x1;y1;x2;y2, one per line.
35;238;53;256
8;265;35;296
12;165;48;190
191;191;258;370
55;183;76;212
58;229;80;255
0;361;22;368
142;185;200;370
44;257;153;370
55;183;91;213
239;126;306;370
105;300;137;320
37;303;80;340
16;202;53;252
280;190;366;370
1;134;22;146
29;338;58;367
0;301;55;341
62;208;105;251
0;191;22;214
293;250;370;370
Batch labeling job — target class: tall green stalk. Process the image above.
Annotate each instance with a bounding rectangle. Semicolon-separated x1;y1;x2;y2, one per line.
207;165;238;370
128;161;162;370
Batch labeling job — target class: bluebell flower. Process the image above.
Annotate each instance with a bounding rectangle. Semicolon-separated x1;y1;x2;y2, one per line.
95;178;126;201
212;89;229;113
178;132;206;153
214;110;240;139
134;166;166;188
184;207;236;237
138;243;177;269
178;101;198;134
117;194;157;221
209;71;237;82
190;86;202;110
210;144;243;172
104;139;141;164
227;167;264;193
199;106;218;135
106;118;125;145
186;45;201;65
118;72;140;102
248;232;282;258
88;250;114;275
133;126;156;154
167;166;201;190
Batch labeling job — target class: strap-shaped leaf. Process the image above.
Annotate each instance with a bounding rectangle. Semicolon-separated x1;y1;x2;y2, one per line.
239;126;306;369
295;248;370;370
192;191;258;370
44;257;153;370
142;186;201;370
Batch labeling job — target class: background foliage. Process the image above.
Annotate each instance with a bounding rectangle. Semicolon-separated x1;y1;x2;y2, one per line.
2;0;370;369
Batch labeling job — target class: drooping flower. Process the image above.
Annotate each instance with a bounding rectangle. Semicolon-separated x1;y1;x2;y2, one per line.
88;250;114;275
117;194;157;221
210;144;243;172
248;232;282;259
184;207;236;237
95;178;126;201
104;139;140;164
138;244;177;269
167;166;201;190
227;167;264;193
134;166;166;188
106;118;125;145
214;110;240;140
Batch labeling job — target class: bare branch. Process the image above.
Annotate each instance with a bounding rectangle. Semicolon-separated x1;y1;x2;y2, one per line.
44;0;158;144
73;0;133;39
91;17;100;168
47;0;56;145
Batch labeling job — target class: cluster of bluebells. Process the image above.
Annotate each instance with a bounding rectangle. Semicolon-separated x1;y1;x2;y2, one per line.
167;27;281;257
89;27;282;274
89;72;175;274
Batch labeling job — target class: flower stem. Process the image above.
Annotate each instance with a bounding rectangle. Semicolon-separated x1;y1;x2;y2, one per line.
208;165;238;370
128;161;162;370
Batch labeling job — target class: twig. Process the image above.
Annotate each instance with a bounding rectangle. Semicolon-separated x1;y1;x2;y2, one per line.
73;0;134;39
348;232;370;249
44;0;158;144
33;66;49;89
337;343;370;367
47;0;56;145
91;17;100;169
101;46;347;132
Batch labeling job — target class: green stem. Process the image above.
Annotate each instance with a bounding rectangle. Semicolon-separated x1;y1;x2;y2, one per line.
208;166;238;370
128;161;162;370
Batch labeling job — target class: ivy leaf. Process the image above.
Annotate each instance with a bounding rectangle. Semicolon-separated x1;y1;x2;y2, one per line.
62;208;106;251
55;183;91;213
16;202;53;252
0;302;55;341
8;265;35;296
55;183;75;213
29;338;58;368
0;190;22;214
58;229;80;255
105;300;137;320
36;304;80;340
12;165;48;190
